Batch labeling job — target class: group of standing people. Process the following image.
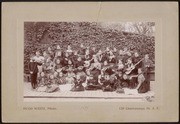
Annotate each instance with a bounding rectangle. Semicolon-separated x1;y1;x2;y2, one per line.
28;43;153;93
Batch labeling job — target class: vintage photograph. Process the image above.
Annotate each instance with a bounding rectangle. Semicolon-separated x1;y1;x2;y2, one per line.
24;22;155;102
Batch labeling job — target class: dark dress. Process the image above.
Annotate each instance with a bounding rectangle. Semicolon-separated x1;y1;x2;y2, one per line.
115;75;125;93
71;54;78;67
124;63;138;89
108;57;116;64
71;78;85;92
102;79;114;92
120;78;130;88
142;59;153;83
28;61;42;89
138;81;150;93
90;67;101;80
85;77;101;90
137;74;150;93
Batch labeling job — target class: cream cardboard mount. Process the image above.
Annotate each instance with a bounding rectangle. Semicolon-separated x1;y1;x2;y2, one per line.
2;2;179;122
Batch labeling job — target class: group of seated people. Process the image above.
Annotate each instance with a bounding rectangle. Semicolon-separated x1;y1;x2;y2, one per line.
28;43;154;94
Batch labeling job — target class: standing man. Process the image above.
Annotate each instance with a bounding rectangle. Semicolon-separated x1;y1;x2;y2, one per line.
29;55;42;89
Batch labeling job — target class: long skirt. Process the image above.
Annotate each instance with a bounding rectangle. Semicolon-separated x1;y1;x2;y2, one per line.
70;84;85;92
85;84;102;90
46;84;60;93
138;81;150;93
102;85;114;92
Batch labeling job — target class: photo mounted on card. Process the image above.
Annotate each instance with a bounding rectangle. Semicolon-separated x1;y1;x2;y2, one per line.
2;2;178;123
23;21;155;102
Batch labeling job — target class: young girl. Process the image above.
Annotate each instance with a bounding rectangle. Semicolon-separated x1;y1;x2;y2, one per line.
101;74;114;92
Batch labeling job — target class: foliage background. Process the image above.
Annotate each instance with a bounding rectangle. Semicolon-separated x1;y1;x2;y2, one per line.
24;22;155;73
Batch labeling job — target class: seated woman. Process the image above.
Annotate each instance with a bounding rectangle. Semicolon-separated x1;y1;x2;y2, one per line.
89;58;101;79
36;72;48;92
75;56;86;82
46;73;60;93
109;73;117;91
85;71;101;90
135;68;150;93
116;59;124;71
71;51;78;67
124;58;137;88
47;46;55;59
121;74;131;88
66;45;73;56
65;66;76;84
98;71;105;85
96;50;103;63
84;48;92;61
53;58;63;73
43;57;54;79
101;74;114;92
54;45;63;59
56;71;66;85
70;74;85;92
107;51;116;64
115;71;125;93
63;52;69;66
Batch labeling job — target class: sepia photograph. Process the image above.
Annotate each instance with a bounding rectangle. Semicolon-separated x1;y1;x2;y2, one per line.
2;2;178;122
24;22;155;102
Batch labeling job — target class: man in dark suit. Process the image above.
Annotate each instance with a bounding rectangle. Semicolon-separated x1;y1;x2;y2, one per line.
28;56;42;89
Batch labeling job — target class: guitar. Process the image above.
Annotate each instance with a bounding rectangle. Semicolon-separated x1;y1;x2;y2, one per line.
56;67;67;72
125;58;144;75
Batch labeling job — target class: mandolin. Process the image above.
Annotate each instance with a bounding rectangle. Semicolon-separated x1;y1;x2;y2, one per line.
125;58;144;75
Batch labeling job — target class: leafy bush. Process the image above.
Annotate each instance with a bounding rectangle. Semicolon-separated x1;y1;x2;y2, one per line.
24;22;155;74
